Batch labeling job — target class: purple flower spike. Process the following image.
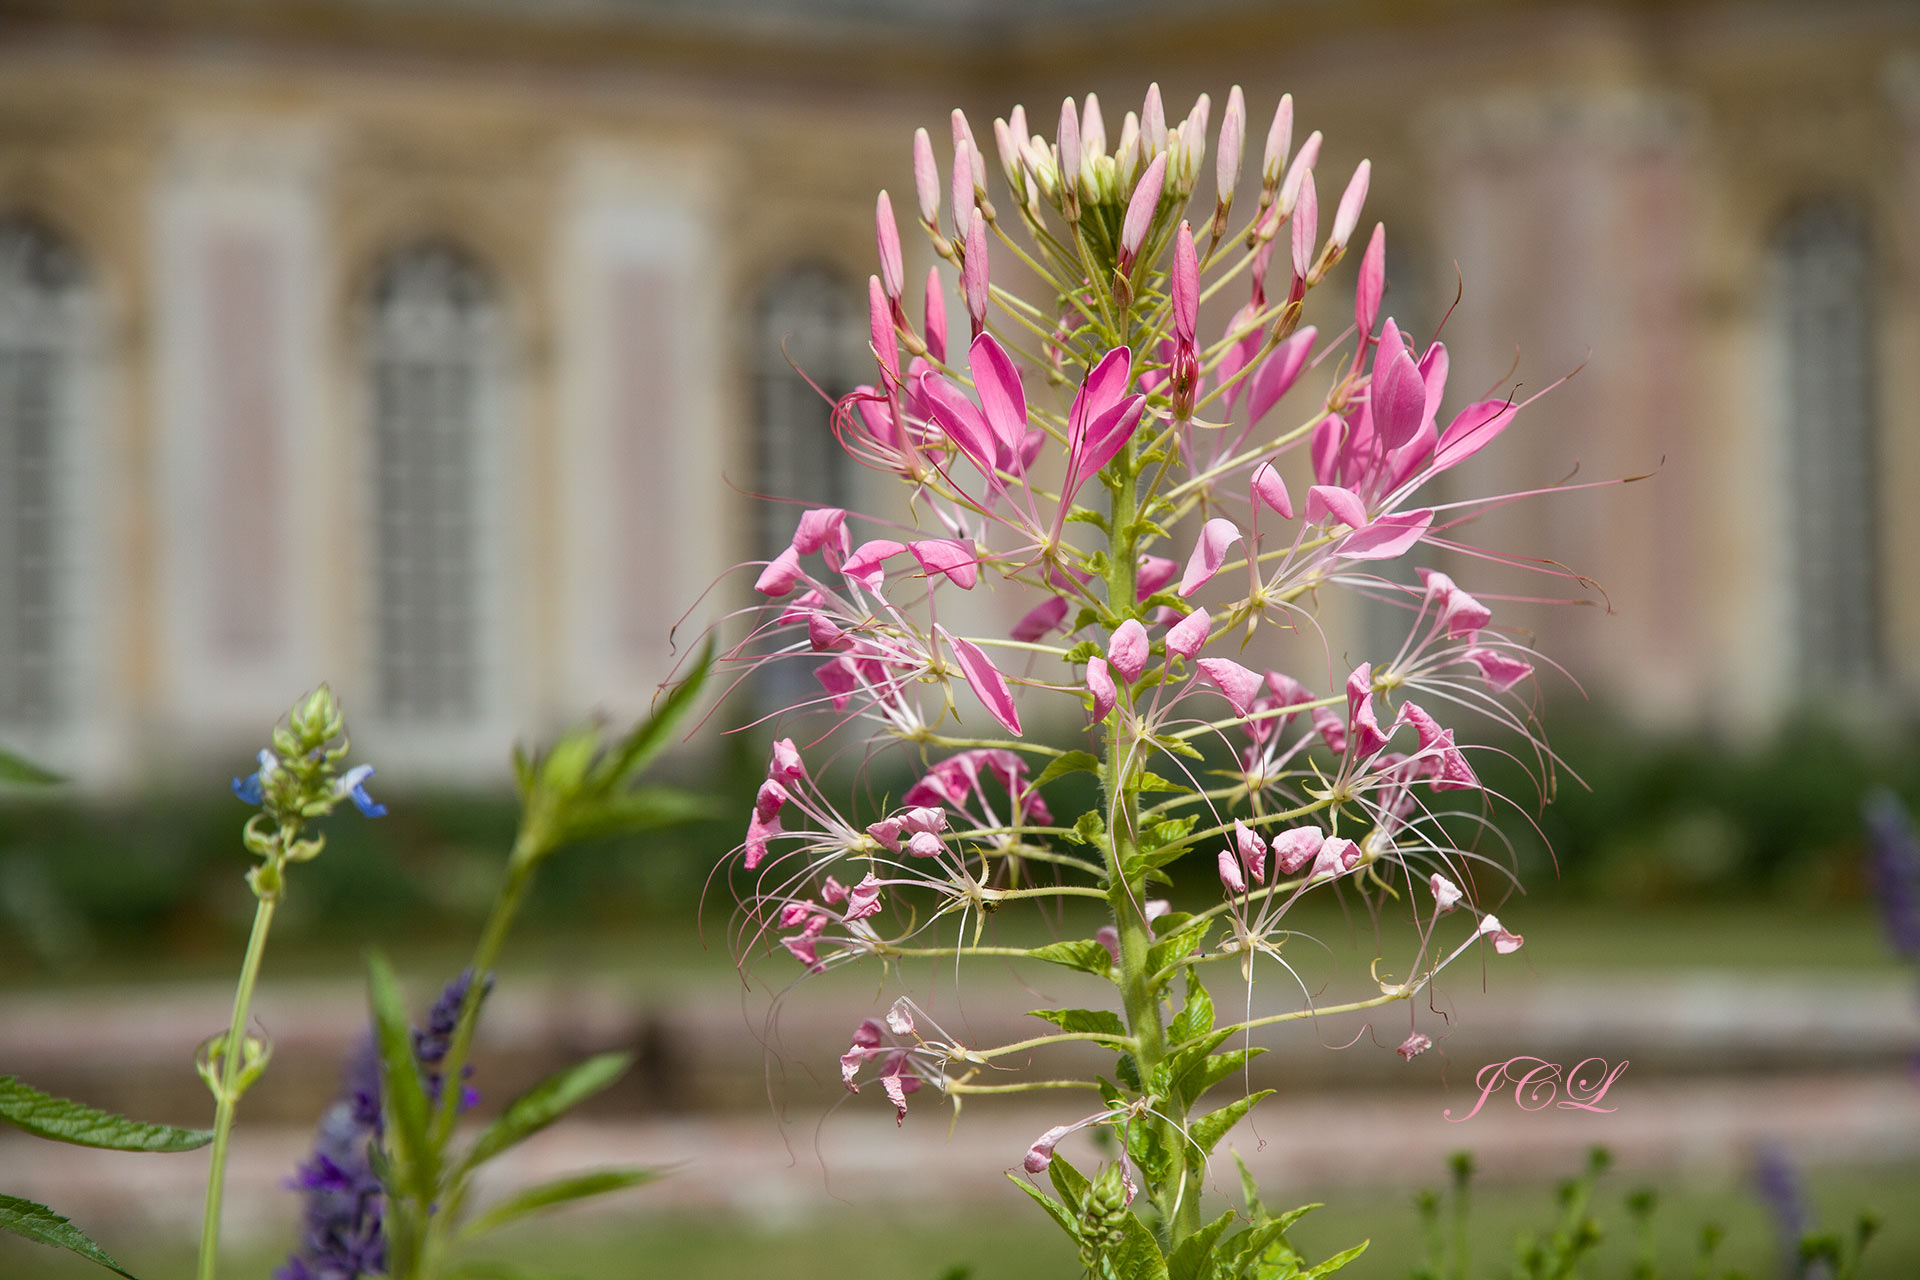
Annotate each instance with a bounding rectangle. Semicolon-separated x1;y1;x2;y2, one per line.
1864;789;1920;959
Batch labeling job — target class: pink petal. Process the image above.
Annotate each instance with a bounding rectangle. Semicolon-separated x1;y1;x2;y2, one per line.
1179;517;1243;596
1466;646;1534;691
1289;168;1317;280
821;876;848;905
1234;819;1268;881
1057;97;1081;193
1107;619;1149;684
1345;663;1390;758
754;779;789;822
807;611;846;651
885;996;915;1035
876;191;904;300
843;539;908;591
1012;595;1070;642
908;538;980;589
907;830;945;858
1330;159;1369;250
1355;223;1386;339
869;275;898;375
1305;484;1367;530
1024;1123;1074;1175
1370;320;1427;452
1272;826;1324;875
846;873;884;921
923;265;948;364
1396;1032;1433;1061
1217;84;1246;197
1086;656;1117;720
1251;459;1294;520
912;127;940;224
1310;413;1344;486
1165;608;1211;660
1069;394;1149;503
1120;153;1167;262
792;507;850;559
754;546;803;597
916;370;1001;483
1218;300;1266;413
1477;914;1524;954
1339;508;1432;560
1433;398;1519;473
1261;93;1292;185
1417;568;1492;638
1429;873;1463;913
969;332;1026;464
1419;341;1450;423
1197;657;1262;715
1173;222;1198;345
770;738;807;785
1311;706;1347;754
940;626;1023;736
1247;327;1317;426
1136;555;1178;599
963;216;989;330
1217;846;1247;894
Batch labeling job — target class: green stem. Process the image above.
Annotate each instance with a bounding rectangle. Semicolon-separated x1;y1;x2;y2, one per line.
196;889;279;1280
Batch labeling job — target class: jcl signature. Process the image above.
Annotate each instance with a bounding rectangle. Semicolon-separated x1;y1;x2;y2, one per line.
1444;1056;1628;1122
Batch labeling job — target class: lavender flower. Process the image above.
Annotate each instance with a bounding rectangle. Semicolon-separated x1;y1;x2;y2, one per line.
1863;788;1920;959
414;968;491;1112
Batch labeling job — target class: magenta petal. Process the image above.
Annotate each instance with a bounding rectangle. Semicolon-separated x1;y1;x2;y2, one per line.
1418;341;1449;424
916;370;1001;483
1290;168;1317;280
843;539;908;591
940;626;1023;736
1069;395;1148;503
1173;222;1199;345
1247;327;1317;426
1121;154;1167;262
1338;508;1432;560
969;332;1027;466
1107;619;1149;684
754;546;803;597
1466;646;1533;691
908;538;980;589
1217;846;1247;894
1251;460;1294;520
1012;595;1070;642
1417;568;1492;637
868;275;898;377
1370;320;1427;452
1178;517;1243;596
792;507;850;559
1087;656;1116;720
1234;819;1268;881
1196;657;1262;715
1136;555;1178;599
1310;413;1344;487
1433;398;1519;473
1305;484;1367;530
1355;223;1385;338
1165;608;1210;660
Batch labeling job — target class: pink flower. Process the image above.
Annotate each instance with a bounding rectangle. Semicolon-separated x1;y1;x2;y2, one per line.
1310;836;1362;882
1179;518;1243;596
1251;459;1294;521
1087;656;1117;720
1466;646;1534;691
1272;826;1324;875
1477;914;1524;954
1107;619;1149;684
1217;846;1247;894
912;128;940;226
845;873;884;921
1136;555;1178;599
1013;595;1069;642
1247;327;1317;427
1345;664;1390;758
1329;159;1370;252
1417;569;1491;638
1165;608;1210;660
1118;153;1167;276
938;626;1023;736
1234;819;1268;881
1197;657;1262;716
1061;347;1148;512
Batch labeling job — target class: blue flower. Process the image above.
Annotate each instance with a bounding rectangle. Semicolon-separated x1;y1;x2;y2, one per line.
336;765;387;818
232;749;275;805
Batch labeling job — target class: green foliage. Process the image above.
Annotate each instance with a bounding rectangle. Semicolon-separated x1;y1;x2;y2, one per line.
1035;751;1104;788
0;747;61;785
1027;939;1119;976
0;1194;139;1279
455;1168;660;1242
0;1077;211;1152
1030;1007;1130;1038
458;1053;633;1174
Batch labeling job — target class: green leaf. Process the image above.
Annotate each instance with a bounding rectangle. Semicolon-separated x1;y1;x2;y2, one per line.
1024;940;1115;977
365;950;435;1202
593;640;714;788
1147;916;1212;981
1071;810;1108;847
1175;1048;1265;1104
1168;975;1214;1045
1028;1008;1127;1038
1033;751;1101;789
0;1077;211;1152
457;1167;660;1240
1047;1151;1091;1211
1106;1210;1169;1280
1065;509;1110;532
556;787;713;844
1065;641;1103;665
1167;1210;1236;1280
0;1193;139;1278
460;1051;632;1174
1188;1091;1273;1158
1303;1241;1369;1278
1234;1151;1265;1219
1006;1173;1080;1241
0;749;60;785
1138;770;1193;796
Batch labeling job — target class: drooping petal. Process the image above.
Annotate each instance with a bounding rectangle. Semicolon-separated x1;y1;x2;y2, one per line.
1234;819;1268;881
916;369;1001;483
754;546;803;597
1196;657;1262;715
907;830;945;858
1136;555;1178;599
1107;619;1150;684
1087;656;1116;720
1304;484;1367;530
1346;662;1390;758
842;539;908;591
1477;914;1524;954
1178;517;1243;596
1338;508;1432;560
792;507;850;559
1012;595;1070;642
1165;608;1211;660
907;538;979;589
1396;1032;1433;1061
1466;646;1534;691
1417;568;1492;638
969;332;1027;466
1217;846;1247;894
1250;459;1294;520
846;874;884;921
1311;706;1347;754
1025;1123;1076;1174
1272;826;1324;875
1247;326;1317;426
940;626;1023;736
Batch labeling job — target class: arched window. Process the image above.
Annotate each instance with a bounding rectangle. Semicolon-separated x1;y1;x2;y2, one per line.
751;265;866;558
0;217;89;730
363;242;503;726
1771;202;1878;687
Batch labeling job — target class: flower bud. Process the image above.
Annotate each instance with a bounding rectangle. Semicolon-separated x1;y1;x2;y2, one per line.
1216;84;1245;208
1173;221;1198;345
1057;98;1081;217
1355;222;1386;339
1165;607;1210;660
1278;129;1321;217
1113;111;1141;191
1142;82;1167;154
875;191;904;302
912;127;940;226
1217;846;1247;894
1081;92;1106;159
1329;159;1370;253
1290;168;1318;282
963;215;989;339
993;116;1024;197
924;265;948;364
951;137;974;241
869;274;899;375
1184;93;1211;150
1261;94;1293;194
1117;152;1166;276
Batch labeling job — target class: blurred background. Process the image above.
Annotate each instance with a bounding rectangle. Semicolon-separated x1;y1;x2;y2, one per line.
2;0;1919;1276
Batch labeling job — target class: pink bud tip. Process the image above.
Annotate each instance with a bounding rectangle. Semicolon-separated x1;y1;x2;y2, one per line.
963;216;990;332
951;138;975;241
1057;98;1081;193
1142;83;1167;152
1290;168;1318;281
1173;221;1198;345
1330;159;1370;251
912;127;940;225
1262;94;1293;187
1217;84;1245;200
1080;93;1106;157
1355;223;1386;338
1279;129;1321;215
1120;153;1168;264
876;191;904;301
924;265;948;364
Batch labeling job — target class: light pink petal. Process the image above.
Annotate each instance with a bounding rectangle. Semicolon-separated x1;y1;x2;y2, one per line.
770;738;807;786
908;538;980;589
868;275;898;375
843;539;908;591
963;216;990;331
1251;459;1294;520
1247;327;1317;426
1338;508;1432;560
744;807;782;870
1197;657;1262;715
1433;398;1520;473
1165;608;1211;660
1370;320;1427;452
1355;223;1386;338
1311;705;1347;754
1433;747;1479;792
1272;826;1324;875
1305;484;1367;530
1012;595;1070;642
1234;819;1268;881
846;874;884;921
1289;168;1317;280
1136;555;1178;599
1069;395;1148;503
916;370;1000;482
880;1063;916;1125
969;332;1027;464
792;507;850;559
951;132;975;241
1466;646;1534;691
1417;568;1492;637
1178;517;1243;596
923;266;948;364
1419;341;1450;423
1173;222;1198;345
1309;413;1344;487
940;626;1023;736
820;876;849;905
907;830;945;858
1330;159;1369;250
1477;914;1524;954
1107;619;1149;684
1261;93;1292;186
885;996;915;1035
1217;846;1247;894
1087;656;1116;720
912;128;940;224
1429;873;1464;913
1057;97;1080;193
1278;128;1321;214
754;546;803;597
1120;153;1167;263
876;191;904;300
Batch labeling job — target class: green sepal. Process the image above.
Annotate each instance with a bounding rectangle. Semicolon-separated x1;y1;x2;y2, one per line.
1025;939;1117;977
1189;1090;1273;1158
365;950;435;1203
0;1193;139;1279
456;1167;659;1241
1033;750;1101;789
459;1051;633;1175
0;1077;211;1152
1028;1008;1127;1038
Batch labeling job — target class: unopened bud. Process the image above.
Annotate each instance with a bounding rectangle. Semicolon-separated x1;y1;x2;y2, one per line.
951;138;974;241
1278;129;1321;217
1113;112;1142;191
963;216;989;338
912;127;940;226
1117;152;1167;276
924;265;949;364
1173;221;1199;345
1142;82;1167;154
869;275;899;375
1290;169;1318;282
1057;97;1081;217
1217;84;1245;207
1261;94;1294;194
875;191;904;301
1329;158;1370;252
1081;92;1106;159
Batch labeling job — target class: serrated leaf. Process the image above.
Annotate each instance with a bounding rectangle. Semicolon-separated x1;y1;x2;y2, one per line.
1071;810;1108;848
1147;916;1212;980
0;1077;211;1152
366;950;434;1203
1033;751;1101;789
1168;976;1214;1045
1047;1151;1091;1211
1106;1212;1169;1280
457;1167;659;1240
1066;509;1110;532
459;1051;632;1175
1188;1091;1272;1158
1029;1008;1127;1038
1178;1048;1265;1103
1006;1173;1080;1241
1065;640;1103;664
0;749;61;785
1167;1210;1236;1280
1025;940;1115;977
0;1194;138;1278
